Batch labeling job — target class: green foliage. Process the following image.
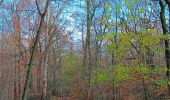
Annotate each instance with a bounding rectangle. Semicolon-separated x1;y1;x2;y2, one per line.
153;67;167;74
119;22;127;27
97;32;116;41
113;65;132;86
116;5;122;10
64;53;76;65
133;64;153;80
155;78;167;88
63;52;77;72
91;68;110;85
100;16;110;25
134;0;139;3
108;22;116;29
139;7;145;13
125;0;130;2
96;29;169;90
105;4;112;9
103;29;167;60
57;53;78;87
127;4;132;10
139;66;152;76
91;65;132;87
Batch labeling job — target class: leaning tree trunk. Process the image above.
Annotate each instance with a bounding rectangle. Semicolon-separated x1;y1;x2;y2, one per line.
21;0;49;100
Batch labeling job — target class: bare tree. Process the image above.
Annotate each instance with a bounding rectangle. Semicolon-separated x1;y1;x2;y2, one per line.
22;0;50;100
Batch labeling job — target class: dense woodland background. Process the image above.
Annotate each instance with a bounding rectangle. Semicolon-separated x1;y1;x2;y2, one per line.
0;0;170;100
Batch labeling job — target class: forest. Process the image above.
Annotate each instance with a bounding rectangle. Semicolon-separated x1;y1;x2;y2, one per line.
0;0;170;100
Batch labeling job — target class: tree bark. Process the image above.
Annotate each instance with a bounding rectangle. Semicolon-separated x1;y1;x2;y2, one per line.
82;0;92;99
21;0;49;100
159;0;170;93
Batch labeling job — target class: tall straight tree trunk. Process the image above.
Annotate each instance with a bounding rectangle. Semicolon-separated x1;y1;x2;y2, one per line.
82;0;92;99
41;7;49;99
21;1;49;100
112;1;118;100
41;55;48;100
159;0;170;93
87;0;92;98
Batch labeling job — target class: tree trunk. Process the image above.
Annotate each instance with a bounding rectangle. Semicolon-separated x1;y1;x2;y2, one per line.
21;1;49;100
82;0;92;99
159;0;170;93
41;5;50;99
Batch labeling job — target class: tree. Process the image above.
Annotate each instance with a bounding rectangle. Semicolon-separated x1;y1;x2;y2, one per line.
159;0;170;93
84;0;92;99
22;0;50;100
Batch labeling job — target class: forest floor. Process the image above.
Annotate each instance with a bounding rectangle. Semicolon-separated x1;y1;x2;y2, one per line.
48;79;170;100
